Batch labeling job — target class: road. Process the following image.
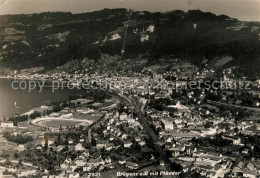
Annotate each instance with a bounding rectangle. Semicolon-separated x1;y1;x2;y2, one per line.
88;112;113;143
109;92;180;177
0;159;37;168
207;100;260;112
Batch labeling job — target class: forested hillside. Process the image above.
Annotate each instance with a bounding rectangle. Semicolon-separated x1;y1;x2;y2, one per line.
1;8;260;76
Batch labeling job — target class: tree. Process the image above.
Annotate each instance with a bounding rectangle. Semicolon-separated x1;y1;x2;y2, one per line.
57;133;61;145
4;159;12;167
3;153;10;158
14;153;19;159
44;137;49;150
204;121;212;128
91;138;96;146
29;111;42;120
13;120;18;126
59;125;63;132
19;159;23;166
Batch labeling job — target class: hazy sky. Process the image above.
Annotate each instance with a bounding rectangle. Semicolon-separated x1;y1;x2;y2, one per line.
0;0;260;21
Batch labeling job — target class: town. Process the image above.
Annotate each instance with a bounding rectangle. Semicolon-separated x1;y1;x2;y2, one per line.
1;58;260;178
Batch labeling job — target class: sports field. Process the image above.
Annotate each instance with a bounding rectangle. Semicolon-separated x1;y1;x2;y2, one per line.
31;117;93;127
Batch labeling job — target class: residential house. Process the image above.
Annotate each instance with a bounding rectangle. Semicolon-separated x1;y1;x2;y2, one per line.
88;157;105;167
68;138;73;145
96;140;109;149
0;122;14;128
68;172;80;178
124;141;132;148
74;158;86;167
105;143;115;151
125;161;138;169
161;118;174;130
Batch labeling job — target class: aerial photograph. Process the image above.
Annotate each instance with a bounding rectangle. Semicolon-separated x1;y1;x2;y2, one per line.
0;0;260;177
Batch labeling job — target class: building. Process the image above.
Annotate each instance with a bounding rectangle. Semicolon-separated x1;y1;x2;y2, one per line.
161;118;174;130
141;34;149;42
124;141;132;148
96;140;109;149
17;145;26;152
125;161;138;169
0;122;14;128
153;73;158;80
88;157;104;167
70;99;93;105
119;112;128;120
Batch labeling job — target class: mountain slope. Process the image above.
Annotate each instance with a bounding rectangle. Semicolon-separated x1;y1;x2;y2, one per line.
0;9;260;76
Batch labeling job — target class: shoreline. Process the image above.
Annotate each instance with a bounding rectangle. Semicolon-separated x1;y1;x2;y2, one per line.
0;76;48;80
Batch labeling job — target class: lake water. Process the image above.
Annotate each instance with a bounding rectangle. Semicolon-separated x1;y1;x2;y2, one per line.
0;78;86;119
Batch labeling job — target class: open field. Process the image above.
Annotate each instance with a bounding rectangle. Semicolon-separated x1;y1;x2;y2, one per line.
37;119;82;127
